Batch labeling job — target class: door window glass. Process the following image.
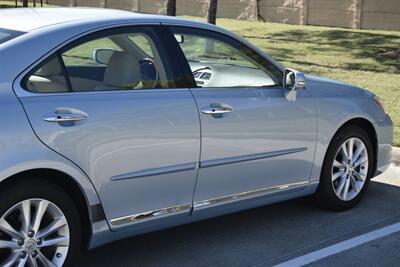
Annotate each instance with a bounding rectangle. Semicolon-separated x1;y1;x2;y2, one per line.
171;27;282;88
23;28;175;93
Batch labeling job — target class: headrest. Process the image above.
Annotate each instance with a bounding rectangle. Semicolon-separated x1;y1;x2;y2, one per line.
36;57;62;77
103;51;141;88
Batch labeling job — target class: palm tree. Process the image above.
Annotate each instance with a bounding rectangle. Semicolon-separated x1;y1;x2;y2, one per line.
166;0;176;16
207;0;218;25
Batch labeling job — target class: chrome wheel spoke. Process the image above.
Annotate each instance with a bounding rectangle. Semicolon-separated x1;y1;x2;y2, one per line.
347;138;354;163
17;256;28;267
340;143;349;161
353;171;366;182
352;144;364;163
332;170;345;182
37;250;56;267
333;159;346;168
39;235;69;248
354;156;368;167
0;239;19;249
0;217;24;239
32;200;49;234
37;217;67;239
342;178;351;200
28;255;39;267
336;177;346;195
20;200;31;235
350;176;360;193
2;252;21;267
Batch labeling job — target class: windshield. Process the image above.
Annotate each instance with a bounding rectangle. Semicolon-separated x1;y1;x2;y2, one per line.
0;28;24;45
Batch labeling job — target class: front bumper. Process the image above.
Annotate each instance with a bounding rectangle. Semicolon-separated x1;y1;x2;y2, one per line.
373;114;393;175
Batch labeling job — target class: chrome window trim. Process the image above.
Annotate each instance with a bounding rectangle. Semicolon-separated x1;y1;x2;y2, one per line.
110;162;197;181
200;147;307;168
110;203;192;226
193;181;310;209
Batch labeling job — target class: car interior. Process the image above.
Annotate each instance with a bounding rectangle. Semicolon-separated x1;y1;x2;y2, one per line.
25;32;168;93
24;30;280;93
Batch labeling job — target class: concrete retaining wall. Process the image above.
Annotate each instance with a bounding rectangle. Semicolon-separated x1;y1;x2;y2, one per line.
48;0;400;31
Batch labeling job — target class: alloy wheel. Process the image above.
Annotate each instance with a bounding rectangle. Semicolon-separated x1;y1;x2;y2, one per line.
331;137;369;201
0;198;70;267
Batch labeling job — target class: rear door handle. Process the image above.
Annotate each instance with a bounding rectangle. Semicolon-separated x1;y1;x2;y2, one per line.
201;105;233;115
43;112;88;123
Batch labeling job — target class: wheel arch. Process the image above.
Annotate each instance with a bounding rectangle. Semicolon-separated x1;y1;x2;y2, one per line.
0;168;101;250
330;117;378;174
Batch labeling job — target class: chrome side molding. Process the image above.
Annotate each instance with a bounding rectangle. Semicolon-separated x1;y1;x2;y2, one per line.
110;203;192;226
200;147;307;168
110;162;197;181
110;181;310;227
193;181;309;208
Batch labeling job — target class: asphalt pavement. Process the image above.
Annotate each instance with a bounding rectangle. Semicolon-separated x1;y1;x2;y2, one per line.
77;151;400;267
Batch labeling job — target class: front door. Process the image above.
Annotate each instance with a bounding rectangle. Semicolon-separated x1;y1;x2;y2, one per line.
15;26;200;230
169;26;317;210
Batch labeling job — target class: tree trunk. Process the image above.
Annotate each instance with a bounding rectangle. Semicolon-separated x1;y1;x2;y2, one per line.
166;0;176;16
22;0;28;7
207;0;218;25
256;0;265;21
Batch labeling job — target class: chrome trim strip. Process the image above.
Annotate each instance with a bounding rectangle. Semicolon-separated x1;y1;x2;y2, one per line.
193;181;309;208
110;162;197;181
200;147;307;168
110;203;192;226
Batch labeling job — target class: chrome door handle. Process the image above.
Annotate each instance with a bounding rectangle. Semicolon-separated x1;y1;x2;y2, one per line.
43;112;88;123
201;105;233;115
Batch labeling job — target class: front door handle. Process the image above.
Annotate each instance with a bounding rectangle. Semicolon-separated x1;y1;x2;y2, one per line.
43;112;88;123
201;104;233;115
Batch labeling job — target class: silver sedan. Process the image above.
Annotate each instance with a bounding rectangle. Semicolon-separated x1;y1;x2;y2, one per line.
0;7;393;266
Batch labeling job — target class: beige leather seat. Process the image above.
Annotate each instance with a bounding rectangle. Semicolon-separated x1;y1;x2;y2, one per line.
96;51;142;90
27;57;69;93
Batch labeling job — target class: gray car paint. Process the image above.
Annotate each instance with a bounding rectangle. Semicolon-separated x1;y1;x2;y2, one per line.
190;87;317;206
0;8;393;249
19;89;201;226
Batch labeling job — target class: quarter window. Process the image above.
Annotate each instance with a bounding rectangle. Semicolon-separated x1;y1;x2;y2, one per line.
24;28;175;93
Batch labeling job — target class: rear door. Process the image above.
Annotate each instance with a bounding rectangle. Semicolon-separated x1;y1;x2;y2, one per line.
14;26;200;230
168;26;317;211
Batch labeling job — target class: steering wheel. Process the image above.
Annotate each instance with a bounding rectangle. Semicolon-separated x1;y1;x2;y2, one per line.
139;58;159;88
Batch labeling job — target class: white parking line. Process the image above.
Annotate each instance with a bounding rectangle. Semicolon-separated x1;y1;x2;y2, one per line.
274;222;400;267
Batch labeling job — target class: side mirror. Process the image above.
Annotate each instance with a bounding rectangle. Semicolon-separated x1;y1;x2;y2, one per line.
174;34;184;43
93;48;115;65
283;68;306;102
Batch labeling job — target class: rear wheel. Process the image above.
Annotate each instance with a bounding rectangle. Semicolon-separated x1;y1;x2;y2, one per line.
315;125;374;210
0;179;81;266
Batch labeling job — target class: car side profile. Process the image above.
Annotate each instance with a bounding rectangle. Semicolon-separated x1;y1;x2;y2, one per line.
0;8;393;266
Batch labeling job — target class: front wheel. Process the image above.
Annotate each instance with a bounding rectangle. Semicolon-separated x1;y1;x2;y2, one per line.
0;179;81;266
315;125;374;210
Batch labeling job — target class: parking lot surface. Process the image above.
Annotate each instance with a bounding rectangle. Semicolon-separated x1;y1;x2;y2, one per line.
77;163;400;267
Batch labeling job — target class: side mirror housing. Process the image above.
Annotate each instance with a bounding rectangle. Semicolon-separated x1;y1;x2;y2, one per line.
93;48;115;65
283;68;306;101
174;34;184;43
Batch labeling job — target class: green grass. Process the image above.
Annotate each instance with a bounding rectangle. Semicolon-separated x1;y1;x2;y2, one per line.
182;16;400;146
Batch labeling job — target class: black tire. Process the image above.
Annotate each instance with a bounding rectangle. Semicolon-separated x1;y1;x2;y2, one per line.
0;178;81;266
315;125;374;211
